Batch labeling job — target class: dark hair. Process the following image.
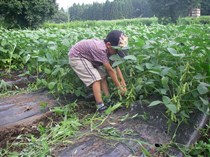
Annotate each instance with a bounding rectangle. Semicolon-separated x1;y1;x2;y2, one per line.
104;30;123;46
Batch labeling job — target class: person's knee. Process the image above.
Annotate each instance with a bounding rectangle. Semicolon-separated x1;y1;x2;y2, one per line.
92;80;101;88
101;76;107;82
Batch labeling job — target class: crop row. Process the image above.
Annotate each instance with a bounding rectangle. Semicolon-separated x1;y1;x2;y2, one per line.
0;24;209;122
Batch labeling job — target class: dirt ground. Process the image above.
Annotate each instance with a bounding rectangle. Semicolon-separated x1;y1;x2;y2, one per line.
0;73;208;156
0;91;57;147
52;106;171;157
0;90;170;156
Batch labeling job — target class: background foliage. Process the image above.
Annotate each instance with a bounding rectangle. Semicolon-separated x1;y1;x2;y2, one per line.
67;0;210;23
0;0;58;28
1;0;210;28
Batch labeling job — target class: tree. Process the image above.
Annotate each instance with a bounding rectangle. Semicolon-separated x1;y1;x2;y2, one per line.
103;0;112;20
69;3;85;20
109;1;119;19
50;9;68;23
201;0;210;15
82;3;103;20
0;0;58;28
107;0;134;19
148;0;201;23
123;0;134;19
131;0;153;17
62;0;210;22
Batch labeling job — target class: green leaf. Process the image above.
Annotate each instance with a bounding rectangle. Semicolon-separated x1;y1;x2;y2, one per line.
111;46;130;50
135;65;144;71
160;89;167;95
62;39;70;46
162;96;171;105
46;53;54;64
52;66;61;75
161;76;169;90
44;68;51;74
148;70;160;75
149;100;162;107
180;111;190;119
0;47;7;53
194;101;209;114
23;54;31;64
48;41;57;50
48;82;56;90
41;79;48;86
199;97;209;106
167;48;185;57
143;44;154;49
145;63;153;69
166;104;177;113
37;57;47;62
199;82;210;87
124;55;137;61
105;103;122;115
197;83;209;95
112;60;125;67
109;54;122;61
50;104;62;114
75;89;81;97
161;67;171;76
193;74;207;80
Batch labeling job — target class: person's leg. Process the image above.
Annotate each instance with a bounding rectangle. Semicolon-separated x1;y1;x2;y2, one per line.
101;77;109;97
92;80;107;111
69;57;107;111
100;77;114;107
97;66;114;107
92;80;103;104
97;67;110;97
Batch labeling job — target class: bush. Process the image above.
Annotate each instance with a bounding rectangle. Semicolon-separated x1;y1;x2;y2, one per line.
178;16;210;25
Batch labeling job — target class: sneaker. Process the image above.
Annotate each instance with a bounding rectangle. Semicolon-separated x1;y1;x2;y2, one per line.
97;105;107;112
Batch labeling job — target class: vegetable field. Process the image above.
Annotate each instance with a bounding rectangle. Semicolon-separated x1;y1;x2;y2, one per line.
1;24;209;119
0;22;210;156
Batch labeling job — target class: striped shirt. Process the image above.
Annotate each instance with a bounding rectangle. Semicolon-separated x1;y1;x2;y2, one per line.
68;39;110;68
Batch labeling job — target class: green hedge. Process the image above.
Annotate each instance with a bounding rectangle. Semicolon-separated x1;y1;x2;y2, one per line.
43;17;158;29
178;16;210;25
43;16;210;29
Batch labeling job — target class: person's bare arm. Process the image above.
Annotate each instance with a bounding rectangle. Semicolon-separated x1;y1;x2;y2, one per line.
116;66;126;90
103;62;126;93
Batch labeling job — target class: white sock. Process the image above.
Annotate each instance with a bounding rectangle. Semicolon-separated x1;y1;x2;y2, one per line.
97;103;105;109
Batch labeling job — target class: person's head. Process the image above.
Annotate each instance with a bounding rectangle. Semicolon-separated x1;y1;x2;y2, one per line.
104;30;128;57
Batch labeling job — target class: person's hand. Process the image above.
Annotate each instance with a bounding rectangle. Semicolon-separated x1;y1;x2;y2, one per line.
119;85;127;96
120;80;126;87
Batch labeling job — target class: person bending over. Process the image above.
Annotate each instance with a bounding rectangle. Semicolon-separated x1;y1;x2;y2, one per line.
68;30;128;112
